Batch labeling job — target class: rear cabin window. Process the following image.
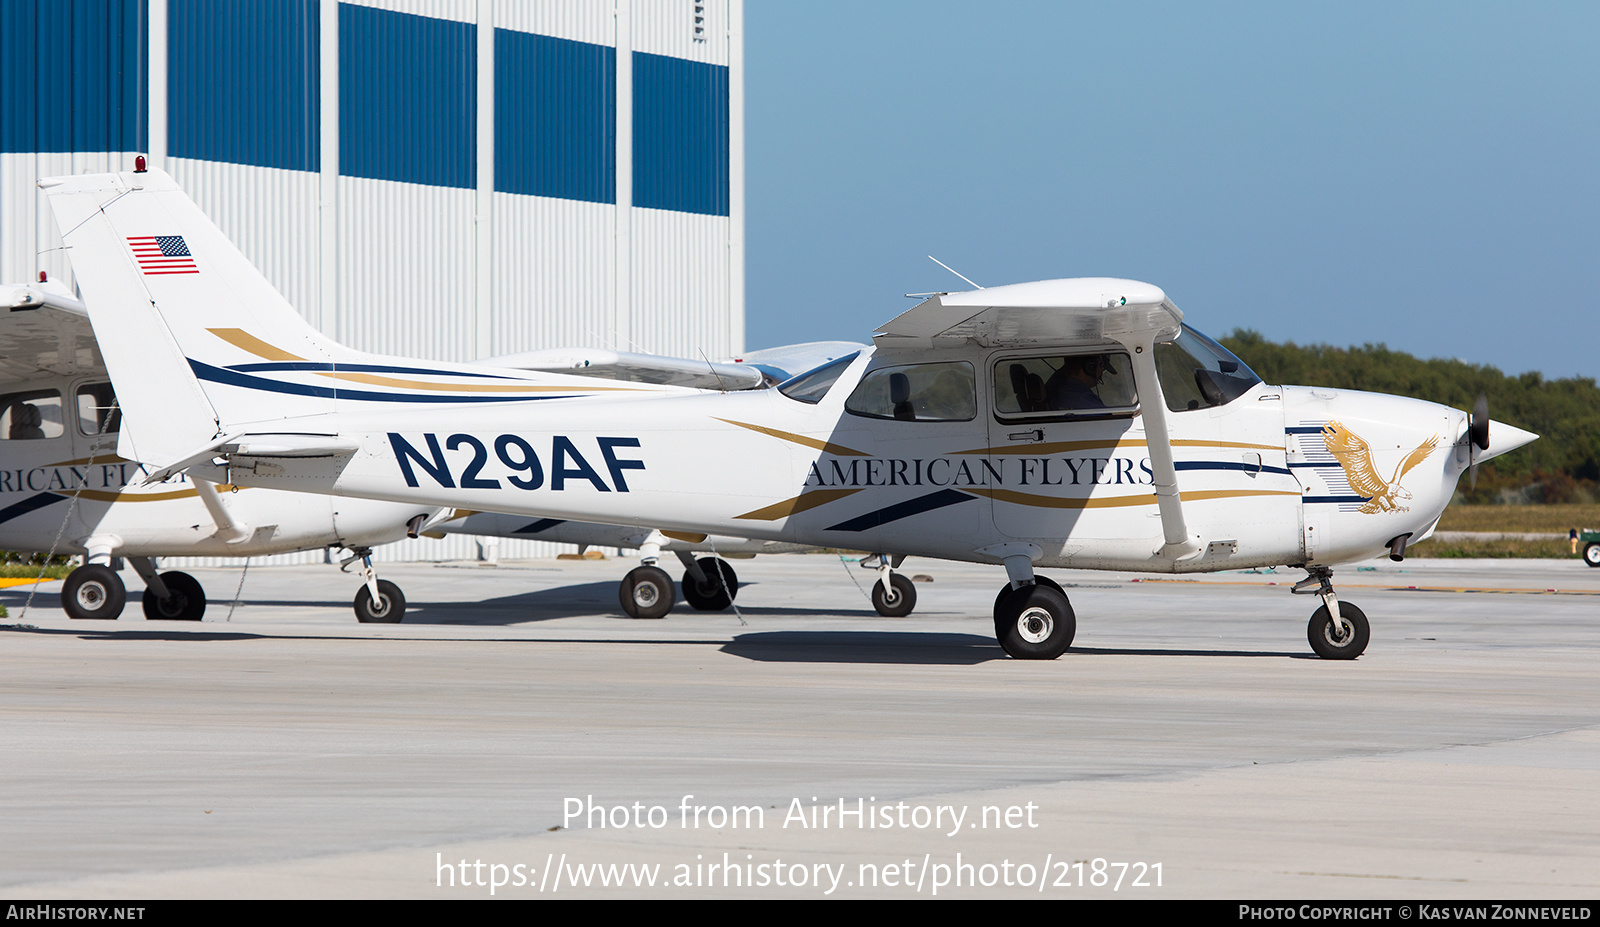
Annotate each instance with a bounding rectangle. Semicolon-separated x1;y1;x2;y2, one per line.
845;362;976;422
76;382;122;435
777;352;859;404
0;389;64;440
992;352;1138;422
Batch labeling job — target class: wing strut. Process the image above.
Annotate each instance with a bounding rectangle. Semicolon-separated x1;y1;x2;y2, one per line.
1110;328;1203;563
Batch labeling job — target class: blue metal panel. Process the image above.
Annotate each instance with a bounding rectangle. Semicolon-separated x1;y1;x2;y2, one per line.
494;29;614;204
632;52;728;217
339;3;474;189
1;0;147;153
168;0;319;171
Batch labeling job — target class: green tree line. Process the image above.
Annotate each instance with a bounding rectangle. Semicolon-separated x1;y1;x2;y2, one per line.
1218;330;1600;504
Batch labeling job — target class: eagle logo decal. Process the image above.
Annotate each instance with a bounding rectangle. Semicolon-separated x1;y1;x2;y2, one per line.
1322;422;1439;514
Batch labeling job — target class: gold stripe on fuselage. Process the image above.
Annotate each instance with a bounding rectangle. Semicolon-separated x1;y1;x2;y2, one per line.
734;488;864;521
207;328;644;394
714;419;870;457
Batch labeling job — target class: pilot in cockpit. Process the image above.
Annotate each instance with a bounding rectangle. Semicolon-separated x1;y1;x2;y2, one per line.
1045;354;1114;410
6;402;45;440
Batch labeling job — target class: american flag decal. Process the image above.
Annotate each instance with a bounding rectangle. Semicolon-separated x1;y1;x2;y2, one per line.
127;235;199;275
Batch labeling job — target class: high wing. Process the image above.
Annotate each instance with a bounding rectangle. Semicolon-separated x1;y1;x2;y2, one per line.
0;282;100;385
874;278;1180;350
480;348;766;391
481;341;867;391
877;278;1201;561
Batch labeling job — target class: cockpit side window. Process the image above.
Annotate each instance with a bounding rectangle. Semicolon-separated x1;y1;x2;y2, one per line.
77;382;122;435
992;351;1138;423
845;362;975;422
0;389;64;440
1154;325;1262;412
777;352;859;404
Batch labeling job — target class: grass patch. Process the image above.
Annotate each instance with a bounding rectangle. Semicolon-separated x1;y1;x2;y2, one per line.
1438;503;1600;533
1408;536;1575;559
0;563;73;579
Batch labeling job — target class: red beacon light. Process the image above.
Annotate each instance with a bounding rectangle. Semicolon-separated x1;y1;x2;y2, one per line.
134;155;147;173
38;271;48;283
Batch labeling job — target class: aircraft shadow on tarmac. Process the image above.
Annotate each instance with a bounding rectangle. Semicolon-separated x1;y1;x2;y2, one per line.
196;581;883;625
722;631;1003;664
720;631;1308;664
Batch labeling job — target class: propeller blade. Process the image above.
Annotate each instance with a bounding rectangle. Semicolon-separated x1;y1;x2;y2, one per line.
1471;393;1490;451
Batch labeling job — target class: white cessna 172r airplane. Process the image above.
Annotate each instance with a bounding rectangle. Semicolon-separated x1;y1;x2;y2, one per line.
43;167;1537;659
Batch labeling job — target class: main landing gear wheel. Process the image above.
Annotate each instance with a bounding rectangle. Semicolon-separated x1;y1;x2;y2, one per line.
993;575;1064;614
1307;602;1369;660
993;584;1076;660
872;572;917;618
620;565;675;619
61;564;126;620
354;580;405;624
1584;543;1600;567
141;571;207;621
681;557;738;611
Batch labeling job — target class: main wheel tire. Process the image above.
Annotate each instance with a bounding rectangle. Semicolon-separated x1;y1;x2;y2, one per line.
992;575;1064;614
1307;601;1369;660
354;580;405;623
61;564;126;620
1584;543;1600;567
994;584;1076;660
682;557;738;611
620;565;675;619
871;573;917;617
140;571;207;621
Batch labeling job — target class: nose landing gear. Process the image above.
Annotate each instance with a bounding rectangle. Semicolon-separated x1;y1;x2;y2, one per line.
1294;567;1369;660
341;548;406;623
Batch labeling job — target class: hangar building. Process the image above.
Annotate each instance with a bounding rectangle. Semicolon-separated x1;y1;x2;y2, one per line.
1;0;745;563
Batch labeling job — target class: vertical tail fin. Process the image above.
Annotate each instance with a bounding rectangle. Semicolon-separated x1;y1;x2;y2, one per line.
43;169;359;463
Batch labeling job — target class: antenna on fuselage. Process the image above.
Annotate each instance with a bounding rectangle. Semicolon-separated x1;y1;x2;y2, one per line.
699;348;728;394
927;255;983;290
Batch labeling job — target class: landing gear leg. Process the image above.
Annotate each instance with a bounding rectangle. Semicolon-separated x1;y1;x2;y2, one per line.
130;556;207;621
1294;566;1369;660
341;547;405;623
863;553;916;618
990;554;1075;659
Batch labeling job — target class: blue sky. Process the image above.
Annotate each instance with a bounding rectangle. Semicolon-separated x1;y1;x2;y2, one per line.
743;2;1600;380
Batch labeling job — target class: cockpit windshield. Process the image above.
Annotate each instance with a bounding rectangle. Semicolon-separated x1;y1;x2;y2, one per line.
777;352;860;404
1153;326;1261;412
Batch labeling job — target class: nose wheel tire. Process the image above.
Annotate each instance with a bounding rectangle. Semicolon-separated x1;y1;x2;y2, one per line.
682;557;738;611
1307;602;1369;660
992;575;1064;614
993;584;1076;660
620;565;675;619
141;571;207;621
61;565;127;620
871;573;917;617
354;580;406;624
1583;543;1600;567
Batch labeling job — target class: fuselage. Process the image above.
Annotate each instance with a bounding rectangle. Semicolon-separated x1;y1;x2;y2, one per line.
197;337;1481;573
